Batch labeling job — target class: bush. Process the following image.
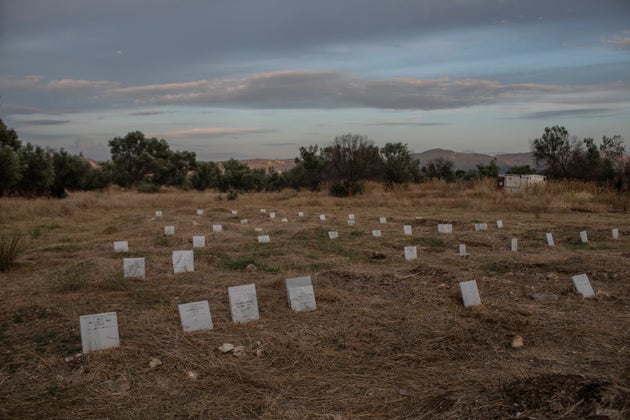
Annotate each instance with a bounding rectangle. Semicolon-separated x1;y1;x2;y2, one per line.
227;189;239;200
137;181;161;193
0;229;23;272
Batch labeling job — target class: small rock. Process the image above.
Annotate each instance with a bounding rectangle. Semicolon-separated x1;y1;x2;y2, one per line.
398;389;412;396
594;408;619;418
545;272;558;281
246;264;257;272
232;345;246;357
192;220;199;226
530;293;559;301
370;252;386;260
254;348;264;358
149;358;162;369
186;371;198;379
512;335;524;348
218;343;235;353
516;308;533;317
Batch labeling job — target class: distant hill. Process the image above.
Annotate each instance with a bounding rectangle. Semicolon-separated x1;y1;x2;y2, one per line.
239;158;296;173
412;148;534;171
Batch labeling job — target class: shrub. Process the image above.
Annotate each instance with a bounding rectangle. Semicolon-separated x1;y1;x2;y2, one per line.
0;229;23;272
137;181;161;193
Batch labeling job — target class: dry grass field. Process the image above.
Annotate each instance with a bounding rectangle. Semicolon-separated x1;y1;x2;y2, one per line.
1;179;629;419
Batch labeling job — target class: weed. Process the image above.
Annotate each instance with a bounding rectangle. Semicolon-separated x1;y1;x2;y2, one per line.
0;229;23;271
414;235;448;249
51;261;92;292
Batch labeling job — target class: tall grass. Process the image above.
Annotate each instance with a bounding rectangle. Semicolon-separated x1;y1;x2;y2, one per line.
0;229;23;272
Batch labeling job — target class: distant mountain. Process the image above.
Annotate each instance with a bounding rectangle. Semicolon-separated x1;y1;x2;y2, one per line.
239;158;296;173
412;148;534;171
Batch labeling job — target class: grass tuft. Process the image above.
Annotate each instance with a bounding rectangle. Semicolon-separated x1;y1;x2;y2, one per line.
0;229;24;272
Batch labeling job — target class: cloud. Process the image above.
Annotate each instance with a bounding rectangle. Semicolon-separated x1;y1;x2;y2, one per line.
0;104;44;115
47;79;119;90
357;120;448;127
155;127;274;139
128;110;169;116
511;108;617;120
606;36;630;49
113;70;566;111
22;119;70;125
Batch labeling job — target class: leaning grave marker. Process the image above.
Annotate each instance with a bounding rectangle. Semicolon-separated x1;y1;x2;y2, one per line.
511;238;518;252
404;246;417;261
79;312;120;353
546;233;555;246
459;280;481;307
571;273;595;298
164;225;175;236
403;225;412;235
612;228;619;239
580;231;588;244
328;231;339;240
192;235;205;248
212;224;223;232
438;224;453;234
123;257;145;279
372;229;382;237
178;301;213;332
228;284;260;323
286;276;316;312
258;235;270;243
474;223;488;231
113;241;128;253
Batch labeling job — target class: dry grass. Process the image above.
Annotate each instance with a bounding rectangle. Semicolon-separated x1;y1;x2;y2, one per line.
0;181;629;419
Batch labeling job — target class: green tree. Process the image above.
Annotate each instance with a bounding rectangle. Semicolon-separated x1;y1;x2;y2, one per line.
476;159;500;178
16;143;54;197
0;118;21;150
108;131;172;187
285;145;327;190
422;158;455;182
191;161;221;191
379;142;422;186
323;134;381;196
51;149;92;197
531;126;583;179
0;145;21;196
507;165;536;175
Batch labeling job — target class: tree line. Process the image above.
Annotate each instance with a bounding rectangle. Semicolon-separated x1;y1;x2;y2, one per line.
1;118;627;198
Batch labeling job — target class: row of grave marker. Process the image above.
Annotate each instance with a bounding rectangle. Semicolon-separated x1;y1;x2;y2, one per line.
80;271;597;354
80;276;316;353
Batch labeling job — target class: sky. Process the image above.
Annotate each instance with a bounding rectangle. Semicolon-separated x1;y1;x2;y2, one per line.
1;0;629;161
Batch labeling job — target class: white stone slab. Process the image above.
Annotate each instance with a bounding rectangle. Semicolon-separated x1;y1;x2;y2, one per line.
260;208;266;213
281;218;288;222
113;241;128;253
496;220;504;229
164;225;175;236
347;219;355;226
348;213;355;220
123;257;145;279
571;273;595;298
404;246;417;261
403;225;412;235
212;224;223;232
255;228;263;232
192;235;205;248
197;209;203;215
269;212;276;219
319;214;326;221
372;229;381;237
80;312;120;353
379;217;387;224
328;231;339;240
155;211;162;217
231;210;238;215
474;223;488;231
511;238;518;252
459;280;481;307
228;284;259;323
612;228;619;239
457;244;469;257
288;285;317;312
546;232;555;246
178;300;213;332
298;211;304;217
240;219;248;225
285;275;313;306
258;235;270;243
172;250;194;273
438;224;452;234
580;231;588;244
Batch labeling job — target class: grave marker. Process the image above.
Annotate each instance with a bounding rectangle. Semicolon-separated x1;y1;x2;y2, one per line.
298;211;304;217
260;209;266;213
457;244;469;257
240;219;248;225
269;212;276;219
281;218;288;223
404;246;417;261
155;211;162;217
348;213;355;220
379;217;387;224
546;233;555;246
347;219;355;226
372;229;381;237
164;225;175;236
79;312;120;353
212;224;223;232
172;250;194;273
438;224;452;234
123;258;145;279
459;280;481;307
286;276;316;312
192;236;205;248
197;210;203;215
496;220;504;229
258;235;270;243
178;301;213;332
511;238;518;252
228;284;259;323
571;273;595;298
319;214;326;221
231;210;238;215
612;228;619;239
113;241;128;253
403;225;412;235
328;231;339;240
474;223;488;231
580;231;588;244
